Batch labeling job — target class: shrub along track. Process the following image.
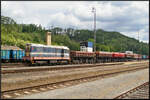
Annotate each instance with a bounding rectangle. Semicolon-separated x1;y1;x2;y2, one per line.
1;62;149;99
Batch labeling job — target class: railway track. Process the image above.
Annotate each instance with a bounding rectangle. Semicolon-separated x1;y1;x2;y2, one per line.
1;63;26;68
114;82;149;99
1;60;142;68
2;62;124;74
1;65;148;99
1;61;125;68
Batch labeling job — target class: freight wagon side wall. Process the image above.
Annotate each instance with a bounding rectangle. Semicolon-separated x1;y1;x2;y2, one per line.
1;50;10;60
12;50;17;59
96;52;113;58
19;50;23;59
112;53;125;58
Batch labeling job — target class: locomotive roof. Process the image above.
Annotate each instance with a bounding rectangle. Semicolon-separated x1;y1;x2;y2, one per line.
1;45;22;50
27;43;69;50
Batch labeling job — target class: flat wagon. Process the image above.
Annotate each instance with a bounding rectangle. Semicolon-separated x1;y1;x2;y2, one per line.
95;51;113;63
112;52;126;62
70;51;95;64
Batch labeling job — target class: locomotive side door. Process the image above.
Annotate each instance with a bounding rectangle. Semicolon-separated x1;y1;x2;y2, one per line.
61;49;64;57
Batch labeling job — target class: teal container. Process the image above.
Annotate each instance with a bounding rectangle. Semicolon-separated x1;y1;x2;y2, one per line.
11;50;25;60
19;50;24;59
22;50;25;57
17;50;20;59
12;50;17;59
142;55;147;59
1;50;4;59
6;50;10;59
1;50;5;59
1;50;3;59
1;50;10;60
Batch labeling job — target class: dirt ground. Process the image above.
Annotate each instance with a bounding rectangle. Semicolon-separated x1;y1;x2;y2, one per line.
1;61;149;91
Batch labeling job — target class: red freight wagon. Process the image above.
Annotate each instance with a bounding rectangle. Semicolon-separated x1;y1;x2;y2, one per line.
133;54;142;59
139;54;142;59
95;51;113;57
125;53;134;58
70;51;95;57
95;51;113;63
70;51;95;64
133;54;139;59
112;52;125;58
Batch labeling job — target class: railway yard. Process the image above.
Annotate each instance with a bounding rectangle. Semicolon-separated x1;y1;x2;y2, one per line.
1;60;149;99
1;1;149;99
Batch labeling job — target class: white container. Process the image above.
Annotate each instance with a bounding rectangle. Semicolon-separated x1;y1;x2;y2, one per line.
80;46;86;52
125;51;133;54
80;46;93;52
86;47;93;52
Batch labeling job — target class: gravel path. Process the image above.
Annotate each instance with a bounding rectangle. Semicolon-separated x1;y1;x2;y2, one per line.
16;68;149;99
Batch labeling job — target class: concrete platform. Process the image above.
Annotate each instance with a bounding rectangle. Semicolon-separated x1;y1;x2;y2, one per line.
16;68;149;99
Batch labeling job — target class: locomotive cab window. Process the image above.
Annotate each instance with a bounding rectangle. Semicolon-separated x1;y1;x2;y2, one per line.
31;46;36;52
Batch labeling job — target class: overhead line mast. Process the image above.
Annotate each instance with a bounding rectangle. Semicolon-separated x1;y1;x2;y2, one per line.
92;7;96;53
138;30;140;60
92;7;96;63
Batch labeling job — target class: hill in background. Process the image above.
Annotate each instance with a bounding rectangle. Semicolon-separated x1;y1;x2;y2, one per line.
1;16;149;55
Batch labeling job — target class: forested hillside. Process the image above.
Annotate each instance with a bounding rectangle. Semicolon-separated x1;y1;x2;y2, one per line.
1;16;149;55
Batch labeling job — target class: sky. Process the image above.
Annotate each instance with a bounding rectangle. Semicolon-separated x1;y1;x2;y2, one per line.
1;1;149;43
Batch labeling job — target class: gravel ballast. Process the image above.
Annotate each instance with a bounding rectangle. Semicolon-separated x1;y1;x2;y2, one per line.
16;68;149;99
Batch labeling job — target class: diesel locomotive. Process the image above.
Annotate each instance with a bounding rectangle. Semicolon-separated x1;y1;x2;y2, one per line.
23;43;70;64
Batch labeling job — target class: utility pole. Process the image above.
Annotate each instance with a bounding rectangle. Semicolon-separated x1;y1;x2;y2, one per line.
103;35;104;45
51;25;53;34
121;41;122;52
92;7;96;63
138;30;139;43
138;30;140;61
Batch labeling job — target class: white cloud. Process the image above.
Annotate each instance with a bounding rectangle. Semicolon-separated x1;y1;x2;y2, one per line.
1;1;149;43
120;26;149;43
